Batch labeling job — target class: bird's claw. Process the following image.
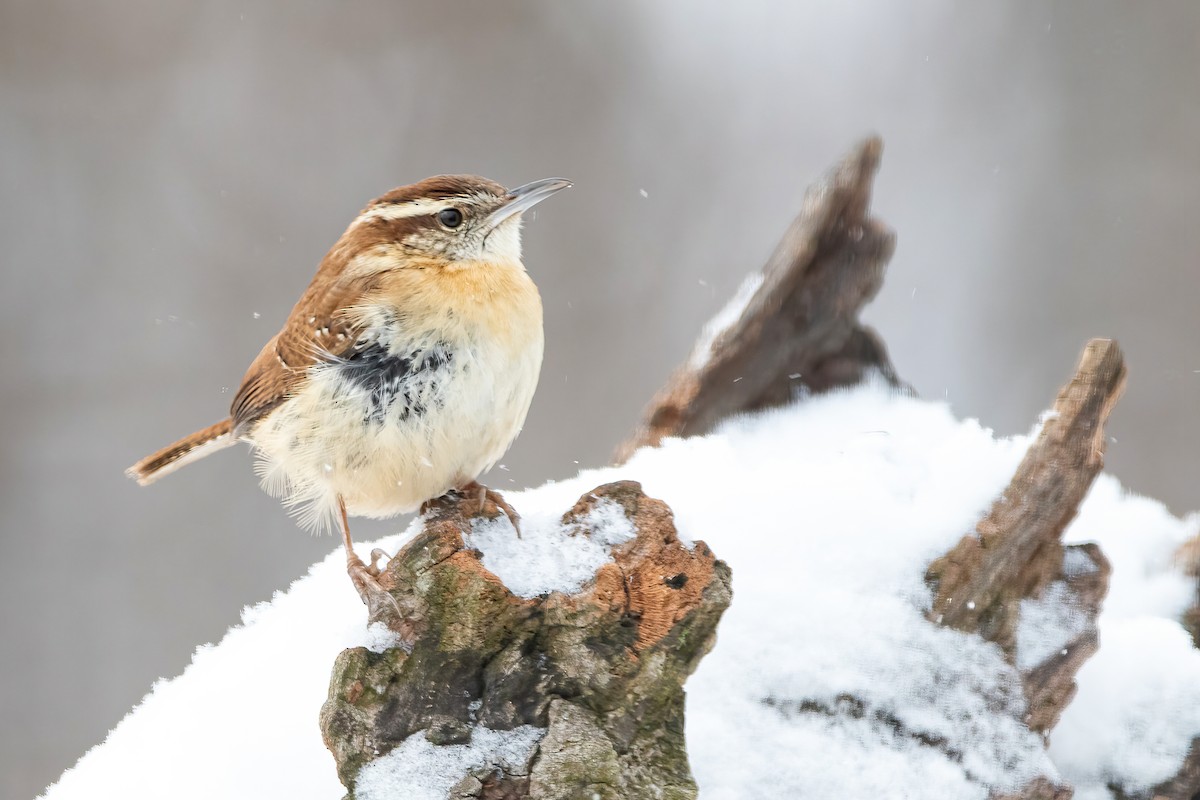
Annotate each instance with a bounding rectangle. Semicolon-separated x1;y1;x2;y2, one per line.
457;481;522;537
368;548;392;576
488;489;522;538
347;554;402;624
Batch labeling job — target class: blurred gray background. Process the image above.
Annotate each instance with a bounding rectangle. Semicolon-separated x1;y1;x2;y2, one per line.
2;2;1198;796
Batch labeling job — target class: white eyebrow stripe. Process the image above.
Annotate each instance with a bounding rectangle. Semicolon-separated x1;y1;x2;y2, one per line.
354;198;455;225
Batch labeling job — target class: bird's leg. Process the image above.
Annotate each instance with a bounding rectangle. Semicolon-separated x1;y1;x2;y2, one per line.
458;480;521;536
338;496;401;619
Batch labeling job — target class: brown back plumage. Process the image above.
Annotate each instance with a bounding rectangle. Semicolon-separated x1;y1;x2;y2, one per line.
230;275;369;433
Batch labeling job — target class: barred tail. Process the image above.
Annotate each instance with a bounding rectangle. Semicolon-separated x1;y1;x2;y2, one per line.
126;418;236;486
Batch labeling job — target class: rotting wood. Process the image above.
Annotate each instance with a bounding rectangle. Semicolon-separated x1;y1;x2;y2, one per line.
616;136;903;462
926;338;1126;654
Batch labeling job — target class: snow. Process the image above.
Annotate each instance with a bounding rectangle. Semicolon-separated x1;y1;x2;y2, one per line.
39;535;404;800
464;497;636;598
364;621;405;654
1051;620;1200;794
1015;581;1089;671
687;272;763;368
1050;476;1200;792
39;383;1200;799
601;390;1052;798
356;725;544;800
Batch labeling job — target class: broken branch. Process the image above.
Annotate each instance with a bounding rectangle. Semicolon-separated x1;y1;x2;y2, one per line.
617;136;902;461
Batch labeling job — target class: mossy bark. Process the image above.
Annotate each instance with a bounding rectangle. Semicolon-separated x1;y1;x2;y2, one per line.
321;481;731;799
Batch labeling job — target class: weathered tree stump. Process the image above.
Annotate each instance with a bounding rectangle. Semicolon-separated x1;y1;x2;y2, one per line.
320;482;731;799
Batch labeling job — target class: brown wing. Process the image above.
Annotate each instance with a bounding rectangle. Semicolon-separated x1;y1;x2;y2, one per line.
230;274;371;433
229;191;443;433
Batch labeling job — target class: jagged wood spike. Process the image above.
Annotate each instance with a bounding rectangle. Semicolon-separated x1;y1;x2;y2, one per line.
926;338;1126;651
617;136;903;462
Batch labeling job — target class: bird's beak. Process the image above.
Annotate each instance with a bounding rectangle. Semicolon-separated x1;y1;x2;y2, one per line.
485;178;572;230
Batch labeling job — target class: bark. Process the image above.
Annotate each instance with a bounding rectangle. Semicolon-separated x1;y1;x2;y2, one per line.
922;340;1127;800
1021;543;1110;735
926;339;1123;637
926;339;1125;745
320;482;731;799
616;136;902;462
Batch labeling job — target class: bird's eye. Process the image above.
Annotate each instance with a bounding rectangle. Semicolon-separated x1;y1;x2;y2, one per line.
437;208;464;229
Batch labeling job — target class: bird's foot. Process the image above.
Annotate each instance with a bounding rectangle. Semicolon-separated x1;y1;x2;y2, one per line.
336;494;403;624
347;552;402;623
458;480;522;537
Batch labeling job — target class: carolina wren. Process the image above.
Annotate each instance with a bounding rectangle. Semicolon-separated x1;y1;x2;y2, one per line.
127;174;570;604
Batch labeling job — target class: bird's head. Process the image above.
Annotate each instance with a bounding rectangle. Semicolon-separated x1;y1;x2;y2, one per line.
340;174;571;272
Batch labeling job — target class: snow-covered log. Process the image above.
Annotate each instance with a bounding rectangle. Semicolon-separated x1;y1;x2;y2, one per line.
320;482;730;798
295;140;1200;799
38;140;1200;800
